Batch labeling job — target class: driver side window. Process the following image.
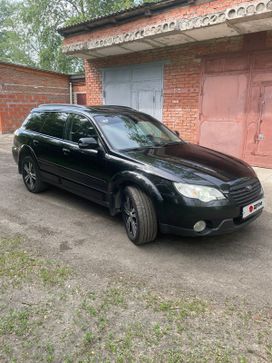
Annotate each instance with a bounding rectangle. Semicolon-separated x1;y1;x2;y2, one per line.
67;114;97;143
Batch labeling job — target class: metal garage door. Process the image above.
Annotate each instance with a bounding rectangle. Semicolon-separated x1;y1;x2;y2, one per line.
199;51;272;168
199;55;250;159
103;63;163;120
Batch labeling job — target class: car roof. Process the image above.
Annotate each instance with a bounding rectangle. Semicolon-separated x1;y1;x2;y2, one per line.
33;104;136;115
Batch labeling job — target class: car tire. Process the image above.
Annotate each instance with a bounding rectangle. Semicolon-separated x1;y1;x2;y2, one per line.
21;155;47;193
122;186;157;245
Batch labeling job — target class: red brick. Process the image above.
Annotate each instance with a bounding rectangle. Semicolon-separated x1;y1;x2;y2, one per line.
0;63;70;133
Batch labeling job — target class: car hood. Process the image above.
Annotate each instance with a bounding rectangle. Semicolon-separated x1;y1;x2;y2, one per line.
121;143;256;185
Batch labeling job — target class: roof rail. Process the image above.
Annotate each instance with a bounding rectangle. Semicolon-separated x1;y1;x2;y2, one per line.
105;105;134;109
38;103;87;109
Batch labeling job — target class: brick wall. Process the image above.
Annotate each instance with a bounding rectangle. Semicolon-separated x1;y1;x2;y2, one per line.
72;81;86;104
63;0;272;143
83;35;245;142
86;32;272;143
0;63;70;133
73;82;86;94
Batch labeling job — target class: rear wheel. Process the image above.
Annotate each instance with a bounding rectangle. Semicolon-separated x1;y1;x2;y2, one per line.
122;186;157;245
21;156;47;193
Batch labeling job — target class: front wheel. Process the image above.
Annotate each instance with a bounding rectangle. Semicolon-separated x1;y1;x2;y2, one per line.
122;186;157;245
21;156;47;193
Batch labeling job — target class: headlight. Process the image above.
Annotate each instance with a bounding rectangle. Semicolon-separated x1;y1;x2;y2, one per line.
174;182;226;203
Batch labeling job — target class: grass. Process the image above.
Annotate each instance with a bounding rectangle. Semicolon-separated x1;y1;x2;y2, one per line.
0;236;271;363
0;309;30;336
39;265;71;286
45;343;55;363
0;237;72;288
83;331;95;345
145;292;208;320
101;287;126;310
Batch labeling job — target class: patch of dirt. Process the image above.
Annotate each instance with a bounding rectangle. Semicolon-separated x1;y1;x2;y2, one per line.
0;236;271;363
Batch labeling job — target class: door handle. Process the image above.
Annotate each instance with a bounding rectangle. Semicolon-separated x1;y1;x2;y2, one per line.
62;148;71;155
33;140;39;146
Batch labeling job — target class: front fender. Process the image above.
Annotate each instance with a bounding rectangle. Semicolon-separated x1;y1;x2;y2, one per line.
108;171;163;216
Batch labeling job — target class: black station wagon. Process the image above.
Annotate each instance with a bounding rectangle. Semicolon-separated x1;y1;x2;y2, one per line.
12;104;264;245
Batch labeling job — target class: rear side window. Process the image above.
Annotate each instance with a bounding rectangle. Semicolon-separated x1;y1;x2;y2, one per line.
40;112;68;139
23;113;44;132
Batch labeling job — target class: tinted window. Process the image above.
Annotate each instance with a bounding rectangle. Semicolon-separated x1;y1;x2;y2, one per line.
23;113;44;132
67;114;97;143
95;114;181;151
40;112;67;139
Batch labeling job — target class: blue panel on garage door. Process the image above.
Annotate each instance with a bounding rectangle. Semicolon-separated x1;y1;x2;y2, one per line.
103;63;163;120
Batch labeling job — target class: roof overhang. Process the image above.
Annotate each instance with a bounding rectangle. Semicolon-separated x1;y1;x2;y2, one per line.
69;74;85;83
59;0;196;37
62;0;272;59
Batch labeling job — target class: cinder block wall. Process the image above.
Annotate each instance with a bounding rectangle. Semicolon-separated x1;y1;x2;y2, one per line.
0;63;70;133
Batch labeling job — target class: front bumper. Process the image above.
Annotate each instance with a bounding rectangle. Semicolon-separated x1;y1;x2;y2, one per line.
160;209;263;237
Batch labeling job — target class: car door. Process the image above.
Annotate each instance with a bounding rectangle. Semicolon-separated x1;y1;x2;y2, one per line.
60;112;109;205
31;111;69;184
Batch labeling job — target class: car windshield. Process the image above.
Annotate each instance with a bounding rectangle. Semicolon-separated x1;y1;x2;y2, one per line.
94;113;183;151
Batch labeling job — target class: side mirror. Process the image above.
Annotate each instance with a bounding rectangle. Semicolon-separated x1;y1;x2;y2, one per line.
174;130;180;137
78;137;98;150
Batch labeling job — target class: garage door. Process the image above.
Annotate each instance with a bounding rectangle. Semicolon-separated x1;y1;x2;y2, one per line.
199;52;272;168
103;63;163;120
199;56;249;159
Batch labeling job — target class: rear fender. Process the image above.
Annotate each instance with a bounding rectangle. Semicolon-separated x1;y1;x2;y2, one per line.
18;145;38;174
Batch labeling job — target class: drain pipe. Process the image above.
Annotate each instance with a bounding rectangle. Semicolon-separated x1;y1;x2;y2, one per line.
69;82;73;104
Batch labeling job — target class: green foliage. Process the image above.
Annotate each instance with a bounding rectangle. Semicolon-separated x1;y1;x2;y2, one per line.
17;0;83;73
0;0;155;73
0;0;34;65
65;0;137;27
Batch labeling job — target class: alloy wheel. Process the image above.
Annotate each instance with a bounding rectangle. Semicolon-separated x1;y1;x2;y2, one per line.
123;195;138;239
23;161;37;191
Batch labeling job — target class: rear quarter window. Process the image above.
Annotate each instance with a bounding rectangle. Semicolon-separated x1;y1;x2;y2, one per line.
40;112;68;139
23;113;44;132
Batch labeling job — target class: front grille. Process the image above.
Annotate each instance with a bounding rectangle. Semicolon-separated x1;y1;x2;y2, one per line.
229;178;262;207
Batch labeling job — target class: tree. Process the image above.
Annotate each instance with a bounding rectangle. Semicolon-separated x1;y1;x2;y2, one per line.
18;0;84;73
64;0;138;26
0;0;156;73
0;0;34;65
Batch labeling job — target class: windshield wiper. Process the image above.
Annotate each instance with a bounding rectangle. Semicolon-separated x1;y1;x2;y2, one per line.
122;141;182;152
155;141;183;147
122;145;163;152
122;146;152;152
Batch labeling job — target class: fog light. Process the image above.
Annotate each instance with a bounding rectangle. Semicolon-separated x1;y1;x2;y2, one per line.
193;220;207;233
